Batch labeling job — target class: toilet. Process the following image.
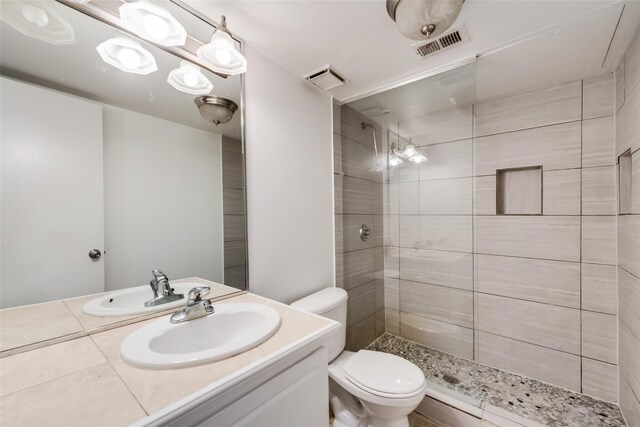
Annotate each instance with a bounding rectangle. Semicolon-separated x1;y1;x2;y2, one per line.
291;287;427;427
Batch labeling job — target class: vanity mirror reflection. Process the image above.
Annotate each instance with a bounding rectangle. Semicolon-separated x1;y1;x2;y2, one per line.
0;0;247;353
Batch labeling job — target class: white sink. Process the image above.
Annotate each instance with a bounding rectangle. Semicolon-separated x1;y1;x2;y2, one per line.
119;303;281;369
82;282;199;317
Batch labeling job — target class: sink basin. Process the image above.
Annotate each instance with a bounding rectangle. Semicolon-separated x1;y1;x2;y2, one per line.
119;303;281;369
82;282;199;317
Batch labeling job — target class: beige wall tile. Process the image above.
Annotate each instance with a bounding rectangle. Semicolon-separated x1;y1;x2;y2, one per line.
583;74;615;119
223;188;245;216
373;246;384;279
582;116;615;167
384;277;399;310
0;337;106;397
346;314;377;351
334;174;343;214
619;267;640;341
333;99;341;133
347;281;376;327
475;122;581;176
342;136;379;182
386;183;399;215
398;181;419;214
616;80;640;156
400;215;472;252
475;80;582;137
582;263;617;315
0;364;146;427
374;278;384;312
400;280;473;328
633;150;640;214
582;216;617;265
616;61;625;112
400;248;473;291
619;215;640;277
0;301;84;352
475;216;581;262
340;214;374;252
474;175;496;215
477;331;581;391
475;254;580;308
342;176;374;214
543;169;581;215
419;139;473;181
400;312;474;359
496;167;542;215
223;214;245;242
582;166;617;215
224;240;246;268
409;105;473;146
582;358;618;403
385;308;400;335
221;137;243;190
477;293;580;354
582;311;617;364
384;214;399;247
619;320;640;401
342;248;375;290
625;28;640;101
420;177;473;214
224;265;246;289
335;253;344;288
384;245;399;279
620;378;640;427
340;105;377;149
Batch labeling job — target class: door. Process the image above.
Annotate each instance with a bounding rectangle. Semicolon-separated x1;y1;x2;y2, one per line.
1;77;104;308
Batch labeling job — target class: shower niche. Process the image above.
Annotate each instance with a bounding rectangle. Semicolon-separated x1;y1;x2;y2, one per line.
496;166;542;215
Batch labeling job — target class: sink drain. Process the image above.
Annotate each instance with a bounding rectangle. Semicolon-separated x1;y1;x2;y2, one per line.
443;374;460;385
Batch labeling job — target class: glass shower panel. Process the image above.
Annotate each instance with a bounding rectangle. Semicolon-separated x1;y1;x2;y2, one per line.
345;61;476;359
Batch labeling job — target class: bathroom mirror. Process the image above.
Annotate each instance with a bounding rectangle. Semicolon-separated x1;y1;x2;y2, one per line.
0;0;247;342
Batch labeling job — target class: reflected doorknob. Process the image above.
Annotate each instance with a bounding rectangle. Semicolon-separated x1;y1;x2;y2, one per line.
88;249;102;260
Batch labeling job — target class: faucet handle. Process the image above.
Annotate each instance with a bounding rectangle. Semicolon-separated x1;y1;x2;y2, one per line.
187;286;211;304
152;269;168;279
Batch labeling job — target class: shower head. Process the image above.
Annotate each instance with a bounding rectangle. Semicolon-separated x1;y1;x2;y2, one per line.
361;121;375;130
194;96;238;125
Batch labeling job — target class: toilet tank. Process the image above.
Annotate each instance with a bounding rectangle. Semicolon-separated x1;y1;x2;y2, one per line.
291;287;348;361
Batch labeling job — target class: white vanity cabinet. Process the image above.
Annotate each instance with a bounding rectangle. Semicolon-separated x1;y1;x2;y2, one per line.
140;346;330;427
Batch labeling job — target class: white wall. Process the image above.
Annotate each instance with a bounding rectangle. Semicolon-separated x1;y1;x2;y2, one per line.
103;106;224;291
244;47;335;303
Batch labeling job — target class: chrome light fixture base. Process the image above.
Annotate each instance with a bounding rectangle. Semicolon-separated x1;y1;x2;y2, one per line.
386;0;464;40
195;96;238;125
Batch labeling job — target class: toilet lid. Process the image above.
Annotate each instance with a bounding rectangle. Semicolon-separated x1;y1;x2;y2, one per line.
342;350;425;395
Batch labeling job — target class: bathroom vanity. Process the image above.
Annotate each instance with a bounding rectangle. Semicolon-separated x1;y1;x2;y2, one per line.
0;281;339;427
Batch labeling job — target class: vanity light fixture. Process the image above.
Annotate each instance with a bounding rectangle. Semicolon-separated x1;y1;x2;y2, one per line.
119;1;187;46
391;142;428;164
96;37;158;75
389;154;403;166
197;15;247;76
167;61;214;95
0;0;75;45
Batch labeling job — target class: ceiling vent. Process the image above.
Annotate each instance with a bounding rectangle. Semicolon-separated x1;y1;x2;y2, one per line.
413;24;469;58
304;65;346;90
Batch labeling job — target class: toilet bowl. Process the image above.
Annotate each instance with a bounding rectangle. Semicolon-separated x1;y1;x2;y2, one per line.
291;288;426;427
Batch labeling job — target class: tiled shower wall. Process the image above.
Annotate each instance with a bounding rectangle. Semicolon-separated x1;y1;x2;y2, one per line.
333;101;385;351
380;76;619;401
615;27;640;426
221;136;246;289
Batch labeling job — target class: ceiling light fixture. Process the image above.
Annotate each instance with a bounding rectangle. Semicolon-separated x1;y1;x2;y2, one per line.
386;0;464;40
195;96;238;125
97;37;158;75
119;1;187;46
391;141;428;165
167;61;214;95
197;15;246;75
0;0;75;45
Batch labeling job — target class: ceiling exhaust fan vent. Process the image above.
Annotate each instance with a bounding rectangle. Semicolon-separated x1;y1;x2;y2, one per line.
304;65;346;91
413;24;469;58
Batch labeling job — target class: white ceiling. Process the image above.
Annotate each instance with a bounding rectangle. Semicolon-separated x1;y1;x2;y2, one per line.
184;0;636;103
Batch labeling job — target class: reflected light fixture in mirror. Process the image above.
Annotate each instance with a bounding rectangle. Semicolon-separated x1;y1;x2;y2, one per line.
195;96;238;125
96;37;158;74
119;1;187;46
167;60;213;95
0;0;75;45
197;15;247;75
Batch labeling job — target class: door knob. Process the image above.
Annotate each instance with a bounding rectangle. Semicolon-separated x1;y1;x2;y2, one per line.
88;249;102;260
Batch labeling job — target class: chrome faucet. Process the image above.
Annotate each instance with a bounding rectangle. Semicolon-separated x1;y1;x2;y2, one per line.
170;286;214;323
144;270;184;307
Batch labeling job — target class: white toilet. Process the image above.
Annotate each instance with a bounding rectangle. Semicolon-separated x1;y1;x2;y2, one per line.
291;287;427;427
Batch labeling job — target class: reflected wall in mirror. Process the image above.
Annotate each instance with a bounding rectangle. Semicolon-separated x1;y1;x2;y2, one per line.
0;1;247;315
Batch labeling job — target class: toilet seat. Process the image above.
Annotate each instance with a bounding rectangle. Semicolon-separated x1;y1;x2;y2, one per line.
343;350;426;397
329;351;427;407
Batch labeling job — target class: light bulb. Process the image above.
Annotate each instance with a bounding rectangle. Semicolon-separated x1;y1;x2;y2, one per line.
214;48;232;65
404;144;416;157
142;14;169;40
118;47;141;69
22;4;49;28
182;71;199;87
389;155;403;167
409;154;427;164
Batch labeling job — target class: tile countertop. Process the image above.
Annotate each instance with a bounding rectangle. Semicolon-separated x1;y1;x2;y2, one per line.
0;293;337;427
